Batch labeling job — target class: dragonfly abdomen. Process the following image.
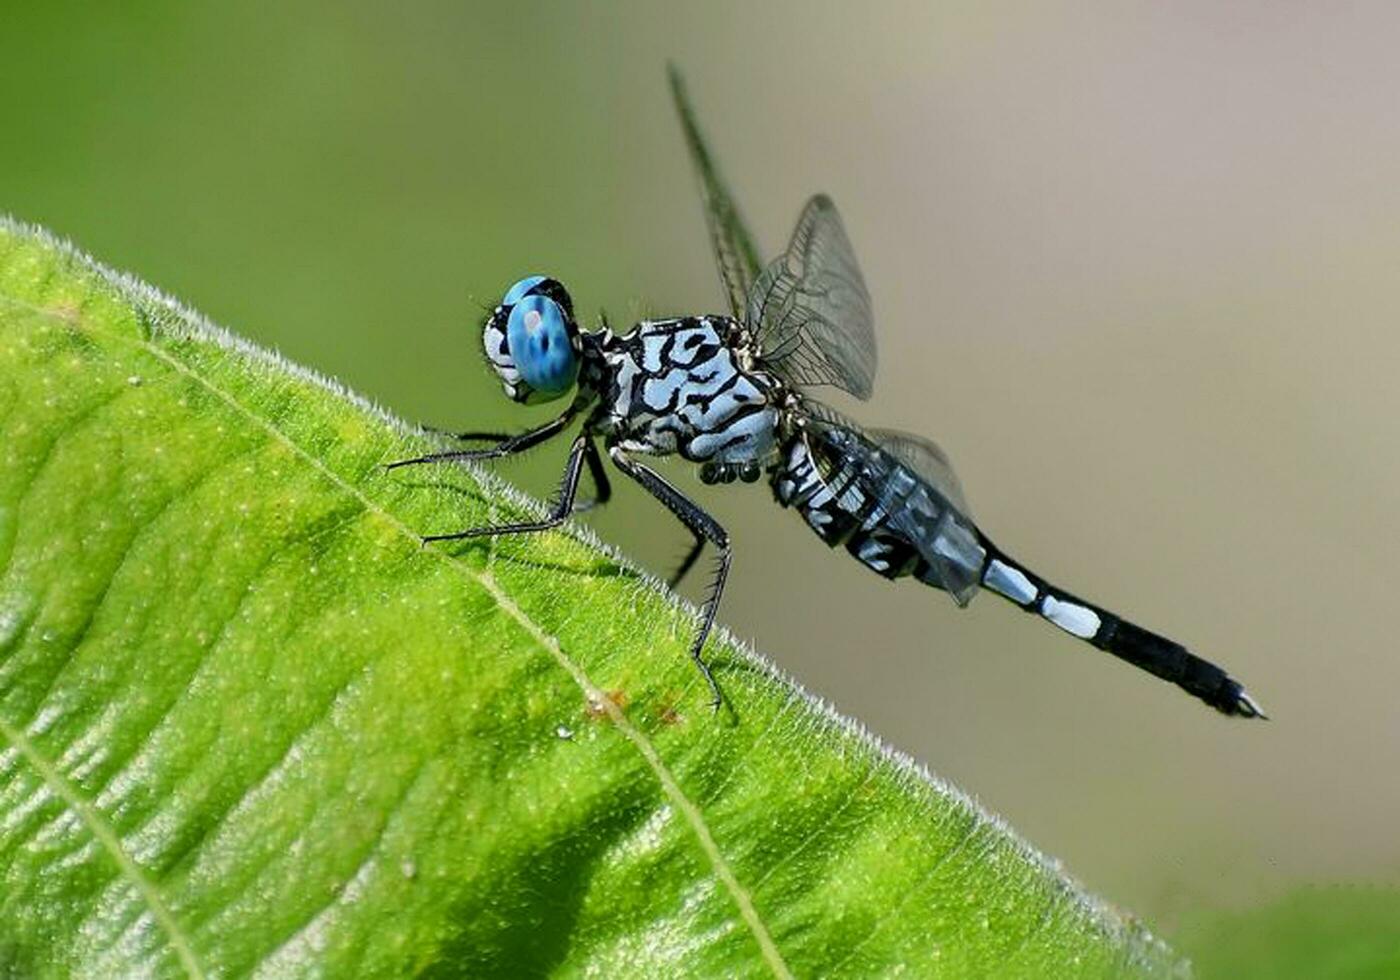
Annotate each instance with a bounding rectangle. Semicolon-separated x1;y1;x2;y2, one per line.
976;538;1264;717
772;429;1263;716
772;435;933;581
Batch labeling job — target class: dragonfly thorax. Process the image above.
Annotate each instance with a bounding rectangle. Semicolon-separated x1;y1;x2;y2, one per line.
583;315;784;465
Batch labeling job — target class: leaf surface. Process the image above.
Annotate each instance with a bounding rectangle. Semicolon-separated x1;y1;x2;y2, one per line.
0;221;1179;977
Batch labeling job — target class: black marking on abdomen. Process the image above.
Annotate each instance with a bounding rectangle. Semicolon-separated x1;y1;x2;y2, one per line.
771;433;1262;717
772;437;922;578
975;534;1262;717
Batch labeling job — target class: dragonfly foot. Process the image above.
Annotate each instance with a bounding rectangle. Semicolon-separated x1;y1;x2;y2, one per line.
694;658;725;713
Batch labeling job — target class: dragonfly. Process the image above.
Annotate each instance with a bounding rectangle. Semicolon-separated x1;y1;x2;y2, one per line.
388;67;1265;719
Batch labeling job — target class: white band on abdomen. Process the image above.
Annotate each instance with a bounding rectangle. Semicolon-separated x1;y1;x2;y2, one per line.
1040;595;1102;639
983;559;1037;605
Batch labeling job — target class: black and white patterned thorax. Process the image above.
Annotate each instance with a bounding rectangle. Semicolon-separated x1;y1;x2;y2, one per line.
580;316;784;465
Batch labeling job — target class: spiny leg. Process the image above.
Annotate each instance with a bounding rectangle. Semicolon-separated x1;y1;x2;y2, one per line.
608;445;730;710
423;433;590;543
385;409;575;471
413;423;611;514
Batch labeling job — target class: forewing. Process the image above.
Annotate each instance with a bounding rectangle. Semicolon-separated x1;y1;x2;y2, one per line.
747;195;877;399
803;405;984;603
668;65;764;320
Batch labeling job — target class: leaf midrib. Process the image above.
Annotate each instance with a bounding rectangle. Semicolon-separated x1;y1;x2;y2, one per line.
0;288;794;978
0;713;205;978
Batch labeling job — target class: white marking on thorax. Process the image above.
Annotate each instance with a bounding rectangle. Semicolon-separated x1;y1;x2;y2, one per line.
641;332;668;372
641;371;688;413
1040;595;1102;639
665;322;717;366
689;407;779;460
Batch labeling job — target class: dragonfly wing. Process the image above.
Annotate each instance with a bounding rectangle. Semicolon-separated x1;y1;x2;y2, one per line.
864;428;971;519
668;65;764;321
804;406;984;603
748;195;877;399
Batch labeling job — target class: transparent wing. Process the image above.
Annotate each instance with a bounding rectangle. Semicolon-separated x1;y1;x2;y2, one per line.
864;428;971;518
747;195;877;399
668;64;764;321
802;403;984;603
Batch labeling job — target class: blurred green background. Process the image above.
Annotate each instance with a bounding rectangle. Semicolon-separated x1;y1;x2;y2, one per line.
5;0;1398;964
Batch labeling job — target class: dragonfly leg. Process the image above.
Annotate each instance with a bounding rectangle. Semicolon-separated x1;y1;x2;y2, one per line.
385;409;575;470
608;445;729;710
408;423;611;513
422;433;590;543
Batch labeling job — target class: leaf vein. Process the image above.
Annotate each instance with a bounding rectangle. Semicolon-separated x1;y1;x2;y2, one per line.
753;762;876;890
252;753;431;973
827;812;982;974
14;427;264;735
0;713;205;978
5;295;794;978
106;501;369;875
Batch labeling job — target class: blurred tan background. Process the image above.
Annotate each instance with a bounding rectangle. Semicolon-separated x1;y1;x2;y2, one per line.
5;1;1398;934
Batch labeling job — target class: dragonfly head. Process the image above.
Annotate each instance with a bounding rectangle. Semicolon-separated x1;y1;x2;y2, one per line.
483;275;582;404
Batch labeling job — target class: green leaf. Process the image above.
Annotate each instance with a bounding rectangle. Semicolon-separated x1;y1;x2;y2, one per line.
0;218;1180;977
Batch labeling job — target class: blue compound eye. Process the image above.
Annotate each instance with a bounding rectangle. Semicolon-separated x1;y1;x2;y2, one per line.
502;275;547;307
505;294;579;399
